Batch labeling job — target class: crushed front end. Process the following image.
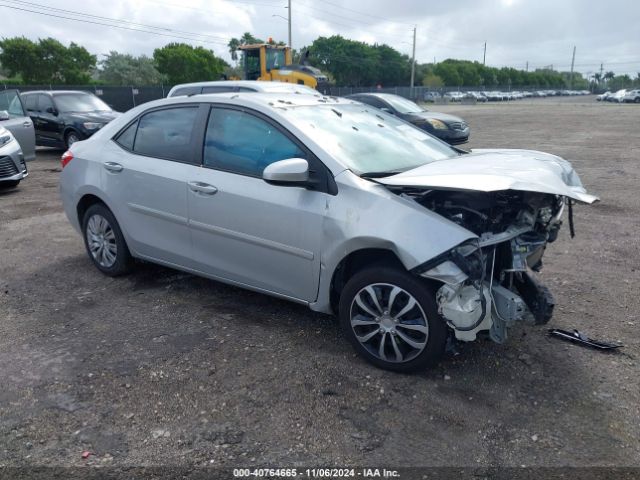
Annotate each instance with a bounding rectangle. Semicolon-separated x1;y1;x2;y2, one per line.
401;188;569;343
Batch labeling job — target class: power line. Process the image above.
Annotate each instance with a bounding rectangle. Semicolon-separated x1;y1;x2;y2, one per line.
0;1;231;45
2;0;231;42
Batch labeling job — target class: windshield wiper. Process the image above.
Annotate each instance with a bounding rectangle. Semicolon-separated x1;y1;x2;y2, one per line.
360;171;402;179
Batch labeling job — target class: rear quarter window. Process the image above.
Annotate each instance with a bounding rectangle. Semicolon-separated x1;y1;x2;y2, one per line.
115;120;138;150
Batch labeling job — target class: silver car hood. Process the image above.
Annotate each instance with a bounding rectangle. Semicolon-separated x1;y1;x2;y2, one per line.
376;149;599;204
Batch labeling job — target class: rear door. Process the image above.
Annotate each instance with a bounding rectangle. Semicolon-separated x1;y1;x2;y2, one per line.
101;104;206;267
0;90;35;161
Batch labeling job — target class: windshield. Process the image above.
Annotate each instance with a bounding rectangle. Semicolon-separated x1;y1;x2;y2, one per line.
54;93;111;113
278;103;457;175
379;95;424;114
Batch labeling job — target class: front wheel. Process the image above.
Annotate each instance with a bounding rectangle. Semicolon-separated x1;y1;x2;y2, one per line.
82;203;133;276
65;130;81;149
339;266;447;372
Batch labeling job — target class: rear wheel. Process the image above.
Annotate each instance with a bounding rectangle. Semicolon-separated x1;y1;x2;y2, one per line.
82;203;133;276
635;97;640;103
339;266;447;372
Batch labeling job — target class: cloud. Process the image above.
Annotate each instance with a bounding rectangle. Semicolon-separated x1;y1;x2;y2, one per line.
1;0;638;75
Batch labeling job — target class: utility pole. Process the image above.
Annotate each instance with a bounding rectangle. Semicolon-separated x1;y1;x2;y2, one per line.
569;45;576;89
287;0;292;48
483;42;486;65
410;25;416;97
526;61;528;72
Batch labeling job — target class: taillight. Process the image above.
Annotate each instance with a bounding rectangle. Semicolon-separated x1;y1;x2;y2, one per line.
61;150;73;168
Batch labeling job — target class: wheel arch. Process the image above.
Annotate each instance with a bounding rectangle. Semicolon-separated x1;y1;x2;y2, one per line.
76;193;111;227
328;248;405;315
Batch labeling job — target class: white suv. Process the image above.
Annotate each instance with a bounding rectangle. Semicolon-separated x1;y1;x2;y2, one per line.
622;89;640;103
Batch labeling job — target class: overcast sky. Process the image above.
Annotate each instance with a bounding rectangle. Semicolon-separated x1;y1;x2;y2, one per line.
1;0;639;77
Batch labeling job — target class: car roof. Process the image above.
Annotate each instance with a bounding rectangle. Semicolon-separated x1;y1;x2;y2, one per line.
168;80;317;95
171;91;342;107
21;90;95;96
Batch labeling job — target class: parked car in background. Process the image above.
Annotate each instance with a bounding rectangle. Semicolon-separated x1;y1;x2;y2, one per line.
606;89;627;103
59;93;597;371
423;91;441;103
597;91;612;101
443;91;465;102
345;93;470;145
622;89;640;103
21;91;120;149
167;80;319;97
465;91;488;102
0;125;28;188
0;89;36;162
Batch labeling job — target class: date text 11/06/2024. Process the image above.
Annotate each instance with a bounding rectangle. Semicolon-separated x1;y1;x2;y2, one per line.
233;468;401;478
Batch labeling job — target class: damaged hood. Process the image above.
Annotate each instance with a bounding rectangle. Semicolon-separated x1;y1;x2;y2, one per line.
376;149;599;204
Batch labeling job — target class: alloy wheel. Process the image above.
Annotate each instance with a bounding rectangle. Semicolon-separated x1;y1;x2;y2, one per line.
86;214;117;268
349;283;429;363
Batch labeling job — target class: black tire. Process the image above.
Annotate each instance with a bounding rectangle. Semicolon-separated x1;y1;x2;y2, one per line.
339;266;447;372
82;203;133;276
0;180;20;189
635;97;640;104
65;130;81;149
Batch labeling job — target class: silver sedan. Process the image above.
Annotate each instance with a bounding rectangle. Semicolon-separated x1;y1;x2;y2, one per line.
0;126;28;188
59;93;597;372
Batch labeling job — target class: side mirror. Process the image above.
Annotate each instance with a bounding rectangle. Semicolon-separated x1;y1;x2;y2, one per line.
380;107;394;114
46;106;58;116
0;110;9;121
263;158;309;186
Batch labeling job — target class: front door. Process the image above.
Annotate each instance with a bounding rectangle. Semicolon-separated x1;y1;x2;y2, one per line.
188;106;328;302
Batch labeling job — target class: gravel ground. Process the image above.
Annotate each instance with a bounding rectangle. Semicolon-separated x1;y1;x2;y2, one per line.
0;96;639;475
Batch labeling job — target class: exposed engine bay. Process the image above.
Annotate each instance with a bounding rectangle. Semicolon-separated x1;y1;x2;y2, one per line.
393;187;567;343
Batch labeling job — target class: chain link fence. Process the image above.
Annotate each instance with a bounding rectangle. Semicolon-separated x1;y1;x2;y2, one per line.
2;83;572;112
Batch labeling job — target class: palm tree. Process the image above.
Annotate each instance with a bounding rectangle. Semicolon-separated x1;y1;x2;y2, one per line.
603;71;615;84
228;38;240;63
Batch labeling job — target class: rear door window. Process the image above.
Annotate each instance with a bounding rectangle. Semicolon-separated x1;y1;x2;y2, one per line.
132;107;199;163
23;94;38;112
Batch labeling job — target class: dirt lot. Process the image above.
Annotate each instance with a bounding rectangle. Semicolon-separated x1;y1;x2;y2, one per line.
1;96;639;475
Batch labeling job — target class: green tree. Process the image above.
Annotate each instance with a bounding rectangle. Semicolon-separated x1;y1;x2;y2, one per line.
153;43;226;85
0;37;95;84
63;42;96;84
422;73;444;88
98;51;164;85
306;35;410;86
0;37;44;83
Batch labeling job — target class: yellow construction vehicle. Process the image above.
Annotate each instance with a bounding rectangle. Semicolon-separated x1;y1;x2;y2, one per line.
238;43;330;93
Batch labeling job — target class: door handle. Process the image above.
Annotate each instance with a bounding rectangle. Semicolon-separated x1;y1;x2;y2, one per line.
23;121;32;127
188;181;218;195
103;162;123;173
